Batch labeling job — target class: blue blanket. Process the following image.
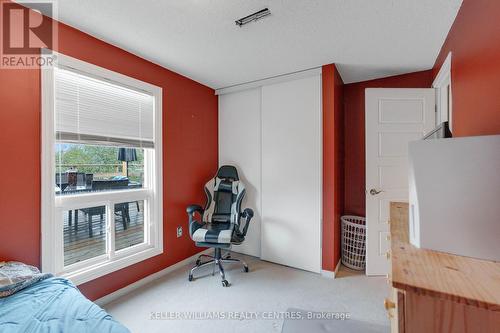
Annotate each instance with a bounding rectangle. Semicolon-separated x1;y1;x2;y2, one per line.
0;277;129;333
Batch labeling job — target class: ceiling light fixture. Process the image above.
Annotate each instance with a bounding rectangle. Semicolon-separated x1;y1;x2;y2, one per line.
235;8;271;27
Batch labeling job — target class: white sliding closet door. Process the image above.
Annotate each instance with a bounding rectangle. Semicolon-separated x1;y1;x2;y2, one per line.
219;88;261;257
261;75;322;273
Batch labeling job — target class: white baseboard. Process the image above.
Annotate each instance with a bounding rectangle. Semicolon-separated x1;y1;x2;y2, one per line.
94;249;211;307
321;260;342;279
321;270;334;278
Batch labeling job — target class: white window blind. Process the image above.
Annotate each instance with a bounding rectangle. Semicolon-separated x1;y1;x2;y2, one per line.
54;67;155;148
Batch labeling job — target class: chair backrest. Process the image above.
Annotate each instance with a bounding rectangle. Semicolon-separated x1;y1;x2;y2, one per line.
203;165;245;224
76;173;86;186
85;173;93;187
92;179;129;190
55;173;68;185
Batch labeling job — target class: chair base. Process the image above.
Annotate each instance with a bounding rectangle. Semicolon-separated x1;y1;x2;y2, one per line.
188;248;248;287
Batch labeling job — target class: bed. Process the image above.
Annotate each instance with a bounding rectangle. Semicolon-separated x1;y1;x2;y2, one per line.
0;276;129;333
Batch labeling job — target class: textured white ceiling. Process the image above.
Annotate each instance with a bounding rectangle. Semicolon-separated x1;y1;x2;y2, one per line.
30;0;462;88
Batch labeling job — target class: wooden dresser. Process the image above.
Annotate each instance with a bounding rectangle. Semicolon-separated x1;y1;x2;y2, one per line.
386;202;500;333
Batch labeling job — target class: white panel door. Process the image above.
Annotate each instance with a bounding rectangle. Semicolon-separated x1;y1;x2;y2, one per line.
218;88;261;257
261;75;322;273
365;88;435;275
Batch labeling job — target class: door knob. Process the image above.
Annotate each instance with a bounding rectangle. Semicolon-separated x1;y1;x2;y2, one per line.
369;188;383;195
384;298;396;310
384;298;395;318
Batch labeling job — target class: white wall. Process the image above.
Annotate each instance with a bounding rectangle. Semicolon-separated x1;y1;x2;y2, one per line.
218;88;262;257
260;76;322;273
218;71;322;273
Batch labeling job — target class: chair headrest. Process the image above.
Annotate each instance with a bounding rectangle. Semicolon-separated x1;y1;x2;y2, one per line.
216;165;239;181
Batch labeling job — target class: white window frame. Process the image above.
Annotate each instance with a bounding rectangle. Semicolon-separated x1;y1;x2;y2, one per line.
433;52;453;130
41;52;163;285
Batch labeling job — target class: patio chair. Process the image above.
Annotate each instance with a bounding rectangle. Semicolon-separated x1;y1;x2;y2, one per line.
79;203;130;238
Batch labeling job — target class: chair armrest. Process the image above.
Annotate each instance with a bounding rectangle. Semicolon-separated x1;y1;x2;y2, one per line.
186;204;203;215
239;208;254;237
187;204;204;239
242;208;254;219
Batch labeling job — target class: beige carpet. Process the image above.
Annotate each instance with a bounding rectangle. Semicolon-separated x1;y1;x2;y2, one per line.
282;308;389;333
104;252;390;333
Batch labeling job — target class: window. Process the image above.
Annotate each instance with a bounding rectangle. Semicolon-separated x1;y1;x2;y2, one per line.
41;53;163;285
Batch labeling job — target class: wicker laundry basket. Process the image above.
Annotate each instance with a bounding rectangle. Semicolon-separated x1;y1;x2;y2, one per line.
341;215;366;270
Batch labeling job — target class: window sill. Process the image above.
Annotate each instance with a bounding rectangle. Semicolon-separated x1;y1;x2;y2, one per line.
61;245;163;286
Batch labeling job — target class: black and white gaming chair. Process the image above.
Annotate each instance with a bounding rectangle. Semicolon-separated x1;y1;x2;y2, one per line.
186;165;254;287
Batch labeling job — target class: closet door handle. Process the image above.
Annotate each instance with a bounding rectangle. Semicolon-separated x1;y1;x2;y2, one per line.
369;188;383;195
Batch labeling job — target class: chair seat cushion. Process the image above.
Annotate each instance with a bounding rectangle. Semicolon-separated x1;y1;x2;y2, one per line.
192;222;234;244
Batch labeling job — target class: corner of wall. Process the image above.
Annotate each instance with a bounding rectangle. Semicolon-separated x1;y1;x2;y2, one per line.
321;63;345;271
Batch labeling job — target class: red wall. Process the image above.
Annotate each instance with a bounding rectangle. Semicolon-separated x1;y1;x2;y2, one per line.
0;13;218;300
432;0;500;136
343;71;433;216
0;68;41;266
322;64;344;271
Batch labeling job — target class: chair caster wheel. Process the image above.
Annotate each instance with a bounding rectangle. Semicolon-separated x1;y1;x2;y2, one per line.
243;266;249;273
222;280;229;287
188;274;193;282
195;259;201;266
